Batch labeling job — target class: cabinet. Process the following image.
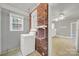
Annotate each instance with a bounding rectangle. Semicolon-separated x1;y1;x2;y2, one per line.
21;33;35;56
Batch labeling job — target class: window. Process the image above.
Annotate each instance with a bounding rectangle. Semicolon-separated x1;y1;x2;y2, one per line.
31;10;37;29
10;13;24;31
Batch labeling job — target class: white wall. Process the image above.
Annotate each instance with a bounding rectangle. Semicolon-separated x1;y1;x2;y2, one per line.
0;4;29;52
1;8;29;52
48;4;56;56
0;4;26;15
0;8;1;53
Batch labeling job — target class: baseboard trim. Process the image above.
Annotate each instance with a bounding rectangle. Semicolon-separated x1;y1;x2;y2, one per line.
56;35;72;39
0;48;20;56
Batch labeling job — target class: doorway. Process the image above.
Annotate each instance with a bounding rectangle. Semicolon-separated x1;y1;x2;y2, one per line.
70;21;78;51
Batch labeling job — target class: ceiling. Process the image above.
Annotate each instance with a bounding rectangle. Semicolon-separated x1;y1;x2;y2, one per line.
50;3;79;21
7;3;39;13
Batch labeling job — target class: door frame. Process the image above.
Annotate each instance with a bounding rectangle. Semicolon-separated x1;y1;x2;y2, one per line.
70;21;78;51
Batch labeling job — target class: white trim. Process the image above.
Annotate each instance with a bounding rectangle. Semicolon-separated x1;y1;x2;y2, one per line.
76;20;79;51
70;21;78;51
70;22;72;39
48;4;53;56
0;48;20;55
76;21;78;51
56;35;71;39
70;22;77;39
0;8;1;53
31;10;37;29
0;4;40;16
32;3;40;11
10;13;24;31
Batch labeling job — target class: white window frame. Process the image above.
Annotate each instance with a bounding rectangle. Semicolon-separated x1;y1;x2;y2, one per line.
10;13;24;31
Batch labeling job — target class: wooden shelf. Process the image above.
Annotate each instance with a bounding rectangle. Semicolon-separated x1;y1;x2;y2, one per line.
36;25;47;29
